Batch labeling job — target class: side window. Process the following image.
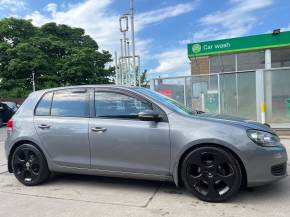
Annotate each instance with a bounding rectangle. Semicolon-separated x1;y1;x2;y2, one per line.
35;92;53;116
51;89;89;118
95;91;152;118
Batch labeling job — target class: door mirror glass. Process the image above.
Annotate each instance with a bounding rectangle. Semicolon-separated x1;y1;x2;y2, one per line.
138;110;160;122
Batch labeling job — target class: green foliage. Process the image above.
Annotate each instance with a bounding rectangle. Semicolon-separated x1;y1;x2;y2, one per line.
0;18;114;98
138;69;149;87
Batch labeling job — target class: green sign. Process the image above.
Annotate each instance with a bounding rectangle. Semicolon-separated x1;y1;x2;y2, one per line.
188;31;290;58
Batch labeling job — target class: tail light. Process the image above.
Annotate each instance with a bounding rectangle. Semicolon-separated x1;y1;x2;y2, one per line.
7;119;13;130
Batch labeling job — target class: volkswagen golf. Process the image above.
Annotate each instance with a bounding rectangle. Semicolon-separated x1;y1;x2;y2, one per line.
4;85;288;202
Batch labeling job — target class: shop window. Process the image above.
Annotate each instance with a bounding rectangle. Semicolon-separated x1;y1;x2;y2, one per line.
237;51;265;71
271;47;290;68
210;54;236;73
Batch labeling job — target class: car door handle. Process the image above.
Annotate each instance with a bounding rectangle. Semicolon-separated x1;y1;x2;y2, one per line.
38;124;50;129
91;127;107;133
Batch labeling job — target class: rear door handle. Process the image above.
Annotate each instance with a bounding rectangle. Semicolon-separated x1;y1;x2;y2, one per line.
91;127;107;133
38;124;50;129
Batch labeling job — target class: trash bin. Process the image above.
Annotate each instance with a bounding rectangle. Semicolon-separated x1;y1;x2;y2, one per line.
286;98;290;117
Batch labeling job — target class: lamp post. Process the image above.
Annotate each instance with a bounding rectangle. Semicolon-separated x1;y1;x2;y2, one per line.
32;73;35;92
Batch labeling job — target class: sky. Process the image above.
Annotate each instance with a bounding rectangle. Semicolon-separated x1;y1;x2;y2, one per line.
0;0;290;79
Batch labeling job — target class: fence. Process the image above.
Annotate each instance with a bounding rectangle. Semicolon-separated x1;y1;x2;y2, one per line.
150;67;290;128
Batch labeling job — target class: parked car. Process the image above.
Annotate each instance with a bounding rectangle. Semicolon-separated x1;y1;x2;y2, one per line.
0;101;18;126
4;86;288;202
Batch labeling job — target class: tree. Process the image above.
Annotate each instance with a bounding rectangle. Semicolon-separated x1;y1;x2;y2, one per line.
138;69;149;87
0;18;114;98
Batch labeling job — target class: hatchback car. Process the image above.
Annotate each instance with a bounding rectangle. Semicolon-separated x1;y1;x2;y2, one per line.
5;86;288;202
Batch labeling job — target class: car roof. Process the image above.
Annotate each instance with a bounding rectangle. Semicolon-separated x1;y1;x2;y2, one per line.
36;85;141;92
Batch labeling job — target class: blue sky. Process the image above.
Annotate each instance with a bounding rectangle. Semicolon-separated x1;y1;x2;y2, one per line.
0;0;290;79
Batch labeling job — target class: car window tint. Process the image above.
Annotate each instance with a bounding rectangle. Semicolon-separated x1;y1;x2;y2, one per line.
95;92;152;118
51;89;89;118
35;92;53;116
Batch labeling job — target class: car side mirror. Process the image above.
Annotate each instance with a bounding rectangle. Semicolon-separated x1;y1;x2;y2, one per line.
138;110;161;122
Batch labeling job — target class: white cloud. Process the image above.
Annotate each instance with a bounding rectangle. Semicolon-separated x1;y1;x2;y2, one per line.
151;48;190;77
25;0;196;56
0;0;25;12
135;2;197;31
193;0;273;41
23;0;197;78
281;24;290;32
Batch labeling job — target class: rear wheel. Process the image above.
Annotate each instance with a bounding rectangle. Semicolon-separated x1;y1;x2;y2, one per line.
181;146;242;202
12;144;50;186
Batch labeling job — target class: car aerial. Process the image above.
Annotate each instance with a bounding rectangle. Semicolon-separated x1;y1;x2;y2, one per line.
0;101;18;126
4;85;288;202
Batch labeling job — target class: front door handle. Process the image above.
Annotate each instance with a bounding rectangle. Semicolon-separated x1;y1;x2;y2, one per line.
38;124;50;129
91;127;107;133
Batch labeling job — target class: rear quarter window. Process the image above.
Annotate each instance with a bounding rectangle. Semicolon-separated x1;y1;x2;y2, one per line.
35;92;53;116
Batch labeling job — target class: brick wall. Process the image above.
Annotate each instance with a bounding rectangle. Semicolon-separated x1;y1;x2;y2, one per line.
190;56;210;75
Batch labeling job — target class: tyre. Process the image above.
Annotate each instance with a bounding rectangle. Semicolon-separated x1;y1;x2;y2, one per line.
12;144;50;186
181;146;242;202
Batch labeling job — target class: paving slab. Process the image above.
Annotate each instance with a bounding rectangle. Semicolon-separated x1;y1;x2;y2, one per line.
148;176;290;217
0;172;161;207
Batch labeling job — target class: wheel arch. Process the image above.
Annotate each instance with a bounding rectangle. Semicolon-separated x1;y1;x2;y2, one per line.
8;140;47;173
174;143;247;189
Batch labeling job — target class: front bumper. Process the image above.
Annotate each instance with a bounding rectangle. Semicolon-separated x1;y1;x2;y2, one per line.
246;142;288;187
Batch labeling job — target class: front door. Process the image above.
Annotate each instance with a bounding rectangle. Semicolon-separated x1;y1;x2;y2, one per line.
34;88;91;168
89;89;171;176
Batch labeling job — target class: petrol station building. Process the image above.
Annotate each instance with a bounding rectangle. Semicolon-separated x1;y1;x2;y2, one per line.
188;30;290;75
152;30;290;128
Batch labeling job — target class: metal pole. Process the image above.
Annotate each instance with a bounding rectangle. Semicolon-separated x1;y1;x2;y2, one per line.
119;59;123;85
130;0;136;86
123;32;128;85
32;73;35;92
127;40;131;85
120;39;124;85
138;56;141;87
114;51;118;85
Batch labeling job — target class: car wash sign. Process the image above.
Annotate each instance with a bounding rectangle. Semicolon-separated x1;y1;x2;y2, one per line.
188;31;290;58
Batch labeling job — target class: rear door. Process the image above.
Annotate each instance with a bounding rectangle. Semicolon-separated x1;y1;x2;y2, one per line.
34;88;91;168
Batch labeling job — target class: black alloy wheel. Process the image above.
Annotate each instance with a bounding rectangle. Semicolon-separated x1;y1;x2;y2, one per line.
12;144;50;186
181;146;242;202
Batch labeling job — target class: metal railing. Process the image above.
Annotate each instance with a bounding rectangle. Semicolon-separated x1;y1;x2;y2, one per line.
150;67;290;128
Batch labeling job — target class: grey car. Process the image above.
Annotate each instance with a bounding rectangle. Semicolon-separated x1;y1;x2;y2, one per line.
4;85;288;202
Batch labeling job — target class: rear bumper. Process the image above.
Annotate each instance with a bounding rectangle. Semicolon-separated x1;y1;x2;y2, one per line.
246;143;288;187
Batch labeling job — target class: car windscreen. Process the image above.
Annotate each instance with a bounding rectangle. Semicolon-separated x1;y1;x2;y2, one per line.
135;88;197;115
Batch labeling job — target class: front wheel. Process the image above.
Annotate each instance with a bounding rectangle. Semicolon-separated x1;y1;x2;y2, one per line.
12;144;50;186
181;146;242;202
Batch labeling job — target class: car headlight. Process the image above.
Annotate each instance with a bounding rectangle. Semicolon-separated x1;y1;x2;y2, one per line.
247;130;280;147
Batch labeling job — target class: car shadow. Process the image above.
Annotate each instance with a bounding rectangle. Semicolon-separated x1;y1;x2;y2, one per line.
46;172;163;190
43;172;289;204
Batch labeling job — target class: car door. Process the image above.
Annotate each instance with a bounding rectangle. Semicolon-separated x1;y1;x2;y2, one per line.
34;88;91;168
89;89;171;176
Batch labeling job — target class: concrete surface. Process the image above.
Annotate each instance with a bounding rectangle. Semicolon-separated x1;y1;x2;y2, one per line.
0;126;290;217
